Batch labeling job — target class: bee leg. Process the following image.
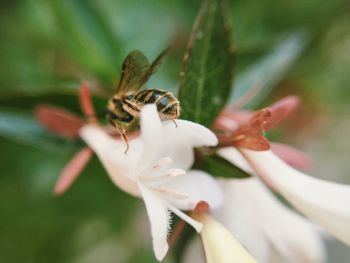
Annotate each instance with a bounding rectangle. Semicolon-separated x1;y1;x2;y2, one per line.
121;132;129;154
171;119;178;128
115;123;129;154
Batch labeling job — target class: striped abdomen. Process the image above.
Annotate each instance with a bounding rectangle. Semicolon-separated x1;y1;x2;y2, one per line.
122;89;180;120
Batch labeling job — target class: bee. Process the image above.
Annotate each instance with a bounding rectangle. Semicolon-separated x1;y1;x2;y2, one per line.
107;49;180;151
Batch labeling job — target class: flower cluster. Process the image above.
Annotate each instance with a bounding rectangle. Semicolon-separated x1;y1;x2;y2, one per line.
36;82;350;262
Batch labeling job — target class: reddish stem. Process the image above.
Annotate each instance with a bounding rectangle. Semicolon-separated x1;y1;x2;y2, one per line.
79;81;98;124
54;147;93;196
168;220;187;248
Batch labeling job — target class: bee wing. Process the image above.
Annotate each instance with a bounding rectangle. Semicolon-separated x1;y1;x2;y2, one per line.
116;50;151;93
116;48;170;94
143;47;170;81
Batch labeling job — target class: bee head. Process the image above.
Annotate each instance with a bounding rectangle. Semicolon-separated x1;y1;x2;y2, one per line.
107;98;134;125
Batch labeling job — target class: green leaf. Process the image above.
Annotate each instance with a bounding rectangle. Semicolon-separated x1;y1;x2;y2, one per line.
51;0;121;85
178;0;235;127
229;32;307;109
0;39;79;97
0;110;78;152
200;154;251;179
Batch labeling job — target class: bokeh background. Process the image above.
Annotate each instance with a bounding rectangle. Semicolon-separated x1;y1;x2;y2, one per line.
1;0;350;262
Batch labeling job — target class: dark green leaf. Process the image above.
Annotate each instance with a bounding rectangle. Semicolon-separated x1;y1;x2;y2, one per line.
200;154;251;179
178;0;235;127
229;32;307;109
0;110;78;152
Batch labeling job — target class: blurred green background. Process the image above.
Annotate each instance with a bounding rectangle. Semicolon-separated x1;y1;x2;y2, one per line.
1;0;350;262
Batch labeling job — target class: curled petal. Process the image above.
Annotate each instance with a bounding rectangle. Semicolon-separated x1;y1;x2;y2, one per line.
54;147;93;195
35;105;84;138
241;149;350;246
162;119;218;147
271;142;312;169
233;134;270;151
234;108;271;150
215;95;299;132
138;104;218;171
218;109;271;151
216;96;299;151
192;213;257;263
161;119;218;170
161;170;223;211
138;182;170;261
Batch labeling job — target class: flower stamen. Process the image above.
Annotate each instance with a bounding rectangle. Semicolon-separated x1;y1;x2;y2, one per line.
138;157;173;180
150;187;189;200
166;202;203;232
143;168;186;183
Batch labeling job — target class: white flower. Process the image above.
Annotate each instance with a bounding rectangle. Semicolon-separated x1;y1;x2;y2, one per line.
79;104;223;261
219;146;350;248
212;177;325;263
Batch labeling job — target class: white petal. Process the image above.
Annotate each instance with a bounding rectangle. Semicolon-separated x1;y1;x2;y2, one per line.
213;178;325;263
161;139;194;171
107;138;142;181
217;147;255;174
241;149;350;246
138;182;169;261
80;124;121;150
161;170;223;210
161;120;218;170
212;178;269;262
79;124;140;196
192;213;257;263
139;106;218;172
162;119;218;147
137;104;163;172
